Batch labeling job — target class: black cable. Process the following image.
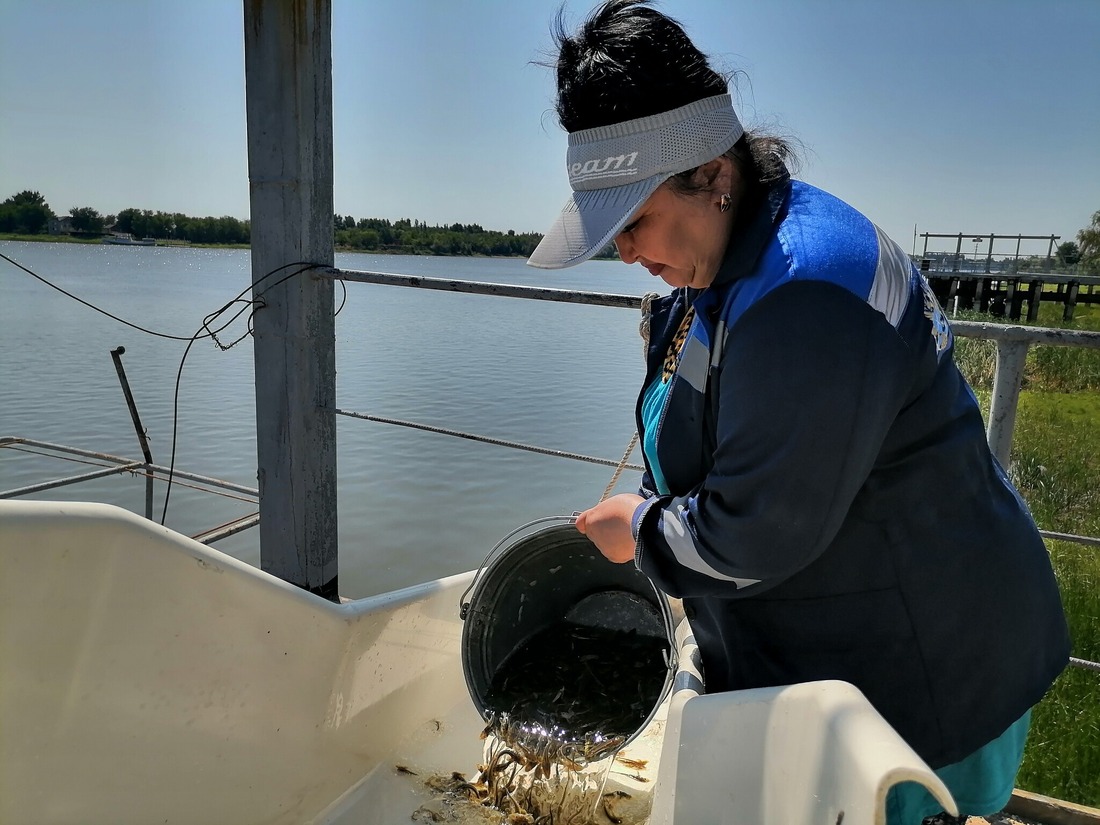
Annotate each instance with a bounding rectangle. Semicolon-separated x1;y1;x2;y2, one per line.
0;250;333;524
159;262;322;524
2;249;208;341
336;276;348;316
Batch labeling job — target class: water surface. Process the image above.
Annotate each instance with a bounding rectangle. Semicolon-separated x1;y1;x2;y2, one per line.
0;241;661;596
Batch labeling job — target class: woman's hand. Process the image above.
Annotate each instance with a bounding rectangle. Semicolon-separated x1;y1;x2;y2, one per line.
575;494;645;563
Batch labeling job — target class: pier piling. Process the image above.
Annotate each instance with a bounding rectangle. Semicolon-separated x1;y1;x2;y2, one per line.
244;0;339;600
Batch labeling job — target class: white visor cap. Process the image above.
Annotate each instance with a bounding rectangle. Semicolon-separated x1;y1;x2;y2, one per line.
528;93;743;270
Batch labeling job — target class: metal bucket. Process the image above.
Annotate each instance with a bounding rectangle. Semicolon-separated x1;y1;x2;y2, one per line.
459;516;677;750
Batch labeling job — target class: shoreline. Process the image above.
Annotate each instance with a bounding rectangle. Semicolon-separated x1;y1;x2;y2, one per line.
0;234;537;258
0;233;625;262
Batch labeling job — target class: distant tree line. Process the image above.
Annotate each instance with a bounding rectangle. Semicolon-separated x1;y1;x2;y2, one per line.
0;191;56;234
1;189;624;259
115;208;251;245
0;190;251;245
332;215;549;257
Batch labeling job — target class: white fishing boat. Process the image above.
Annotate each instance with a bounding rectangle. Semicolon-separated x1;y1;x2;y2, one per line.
101;233;156;246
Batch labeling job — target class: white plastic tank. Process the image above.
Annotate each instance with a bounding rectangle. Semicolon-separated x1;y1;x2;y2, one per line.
0;500;954;824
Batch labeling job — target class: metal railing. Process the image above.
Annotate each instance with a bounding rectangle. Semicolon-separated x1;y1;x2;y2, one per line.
0;437;259;545
4;267;1098;672
323;268;1100;473
950;321;1100;467
326;270;1100;543
918;232;1062;275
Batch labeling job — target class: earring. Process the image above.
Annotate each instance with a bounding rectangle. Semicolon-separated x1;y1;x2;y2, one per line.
719;193;732;213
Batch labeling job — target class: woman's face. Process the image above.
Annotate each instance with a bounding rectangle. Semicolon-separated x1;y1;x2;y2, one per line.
614;159;737;290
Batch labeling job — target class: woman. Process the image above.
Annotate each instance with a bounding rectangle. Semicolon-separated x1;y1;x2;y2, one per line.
527;2;1070;824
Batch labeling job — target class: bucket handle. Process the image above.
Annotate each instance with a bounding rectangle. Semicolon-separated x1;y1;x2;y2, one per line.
458;513;579;620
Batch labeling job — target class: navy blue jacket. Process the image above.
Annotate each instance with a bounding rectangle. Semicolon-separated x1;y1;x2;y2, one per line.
630;177;1069;768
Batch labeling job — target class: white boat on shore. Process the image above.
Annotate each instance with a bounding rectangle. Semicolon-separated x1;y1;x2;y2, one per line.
102;233;156;246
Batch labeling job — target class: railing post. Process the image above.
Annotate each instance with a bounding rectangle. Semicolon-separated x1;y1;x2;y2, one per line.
987;339;1030;469
243;0;339;600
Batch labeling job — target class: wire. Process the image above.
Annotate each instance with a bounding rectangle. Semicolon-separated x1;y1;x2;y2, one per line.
2;249;210;341
1;248;349;344
159;261;322;524
336;276;348;316
1;249;334;524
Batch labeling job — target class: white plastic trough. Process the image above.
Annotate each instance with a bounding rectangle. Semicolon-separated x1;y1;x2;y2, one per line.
0;501;954;824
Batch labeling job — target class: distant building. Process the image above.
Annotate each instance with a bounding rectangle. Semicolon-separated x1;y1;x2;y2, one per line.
47;216;75;235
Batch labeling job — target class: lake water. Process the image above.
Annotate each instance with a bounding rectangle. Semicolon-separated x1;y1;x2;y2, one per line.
0;241;659;597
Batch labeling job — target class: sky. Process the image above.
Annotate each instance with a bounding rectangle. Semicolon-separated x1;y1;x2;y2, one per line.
2;0;1098;259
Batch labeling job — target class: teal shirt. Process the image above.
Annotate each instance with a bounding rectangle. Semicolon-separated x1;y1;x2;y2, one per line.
887;711;1031;824
640;373;674;495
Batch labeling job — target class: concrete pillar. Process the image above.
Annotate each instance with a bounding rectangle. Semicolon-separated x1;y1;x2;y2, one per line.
243;0;339;600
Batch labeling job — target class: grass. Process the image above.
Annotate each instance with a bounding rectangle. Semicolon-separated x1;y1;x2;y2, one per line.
1012;393;1100;806
0;232;225;248
953;302;1100;806
0;232;102;244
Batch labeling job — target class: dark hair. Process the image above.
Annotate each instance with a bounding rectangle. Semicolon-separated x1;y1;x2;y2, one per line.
552;0;725;130
549;0;792;186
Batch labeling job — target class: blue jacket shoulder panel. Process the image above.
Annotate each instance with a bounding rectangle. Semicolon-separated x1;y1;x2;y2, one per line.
721;181;882;330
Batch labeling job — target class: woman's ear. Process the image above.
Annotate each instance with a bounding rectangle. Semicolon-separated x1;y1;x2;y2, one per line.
693;156;736;195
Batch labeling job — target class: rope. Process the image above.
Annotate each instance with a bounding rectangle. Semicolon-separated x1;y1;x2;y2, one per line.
1070;656;1100;674
599;291;660;502
639;291;658;356
339;293;665;482
333;408;644;471
600;431;640;502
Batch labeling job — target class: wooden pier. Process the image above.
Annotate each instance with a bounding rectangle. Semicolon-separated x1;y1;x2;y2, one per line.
917;231;1098;322
923;267;1100;322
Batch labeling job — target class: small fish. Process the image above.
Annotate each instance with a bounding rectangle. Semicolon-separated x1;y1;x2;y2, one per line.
602;797;625;824
455;781;484;801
